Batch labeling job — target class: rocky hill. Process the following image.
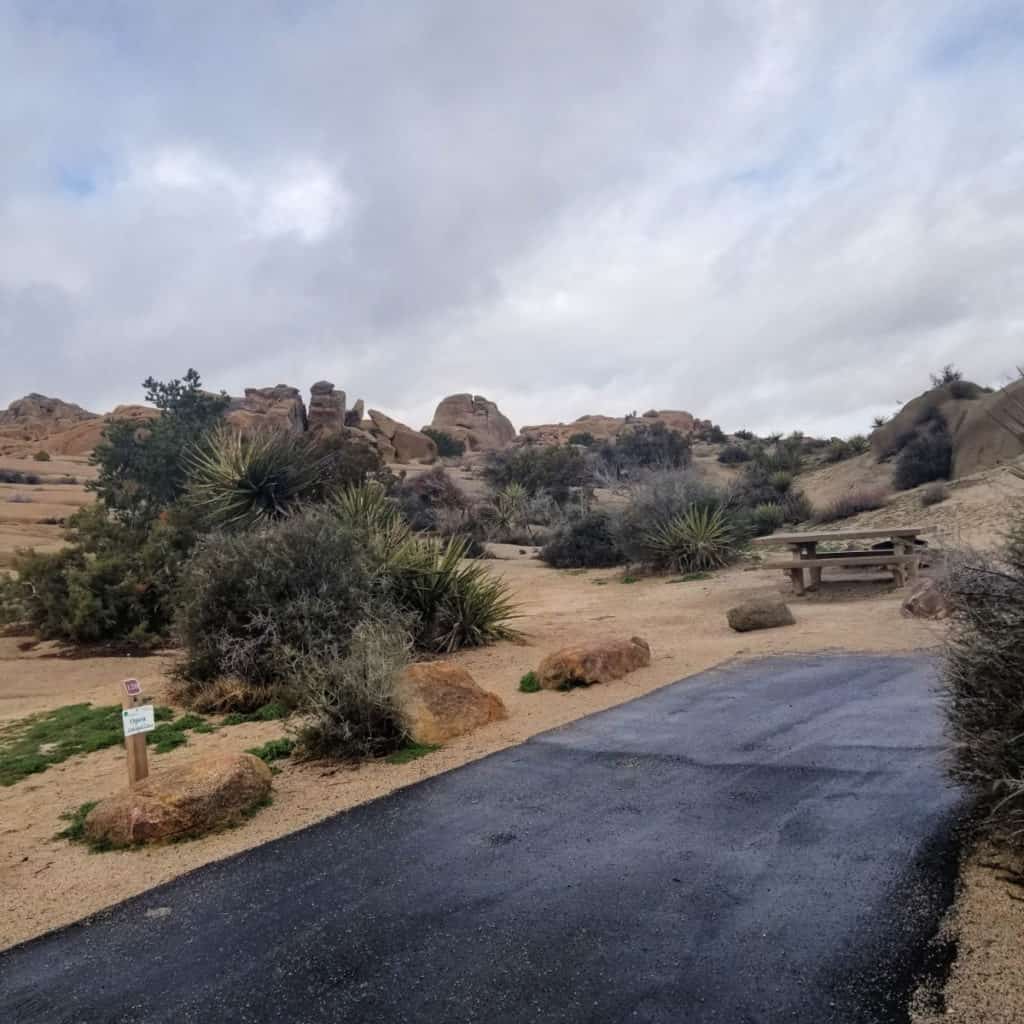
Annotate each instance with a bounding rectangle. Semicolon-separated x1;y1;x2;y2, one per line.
0;394;98;444
520;409;708;446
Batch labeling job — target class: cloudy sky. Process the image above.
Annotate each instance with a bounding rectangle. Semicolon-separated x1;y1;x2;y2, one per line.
1;2;1022;436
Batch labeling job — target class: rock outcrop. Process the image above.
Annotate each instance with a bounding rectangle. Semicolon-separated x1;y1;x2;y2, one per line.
368;409;437;464
520;410;705;446
226;385;308;435
535;637;652;690
308;381;346;435
345;398;365;428
84;752;272;848
430;394;517;451
901;579;950;620
0;393;98;443
22;405;158;457
395;662;507;744
727;596;796;632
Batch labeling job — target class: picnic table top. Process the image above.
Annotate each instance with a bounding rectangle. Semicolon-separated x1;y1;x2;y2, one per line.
751;527;925;547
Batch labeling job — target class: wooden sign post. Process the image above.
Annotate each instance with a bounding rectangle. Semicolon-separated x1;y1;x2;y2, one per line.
120;679;151;786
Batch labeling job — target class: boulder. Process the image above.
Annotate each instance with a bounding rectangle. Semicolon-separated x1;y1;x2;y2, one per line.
308;381;346;435
519;410;701;446
0;393;98;443
27;405;158;456
84;753;272;848
344;398;365;428
368;408;400;439
368;409;437;463
430;394;517;451
395;662;507;745
226;385;307;434
536;636;652;690
727;596;796;632
901;578;950;620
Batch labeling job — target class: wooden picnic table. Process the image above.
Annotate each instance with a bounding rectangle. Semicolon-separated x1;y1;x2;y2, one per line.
751;527;926;595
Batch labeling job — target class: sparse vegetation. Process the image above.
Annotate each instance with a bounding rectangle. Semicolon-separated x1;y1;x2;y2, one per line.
750;503;786;537
540;511;625;568
0;469;41;485
422;427;465;458
894;418;952;490
33;450;51;462
567;431;596;447
483;445;589;500
598;421;691;476
717;444;751;465
387;742;441;765
931;364;963;387
824;435;870;463
812;487;888;523
246;737;296;763
54;801;99;843
921;482;950;507
519;671;541;693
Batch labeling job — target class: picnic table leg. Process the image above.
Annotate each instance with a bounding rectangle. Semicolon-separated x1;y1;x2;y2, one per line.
798;542;819;592
810;566;823;590
789;568;805;596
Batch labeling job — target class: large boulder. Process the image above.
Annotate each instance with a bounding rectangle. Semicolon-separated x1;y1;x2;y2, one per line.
901;578;950;620
395;662;507;745
430;394;517;451
519;410;701;447
368;409;437;464
344;398;365;428
536;636;652;690
308;381;346;434
84;752;272;848
226;385;308;435
26;405;158;456
727;596;796;632
0;393;98;443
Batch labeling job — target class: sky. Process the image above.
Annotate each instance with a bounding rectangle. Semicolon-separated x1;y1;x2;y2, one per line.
1;1;1022;438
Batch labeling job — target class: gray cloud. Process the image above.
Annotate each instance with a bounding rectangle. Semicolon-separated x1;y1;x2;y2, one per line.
1;1;1022;434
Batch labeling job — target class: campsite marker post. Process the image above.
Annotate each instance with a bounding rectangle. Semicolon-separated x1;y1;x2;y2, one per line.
120;678;153;786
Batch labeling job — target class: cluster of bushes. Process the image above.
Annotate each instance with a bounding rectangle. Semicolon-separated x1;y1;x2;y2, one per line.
0;469;41;485
421;428;465;458
823;435;870;463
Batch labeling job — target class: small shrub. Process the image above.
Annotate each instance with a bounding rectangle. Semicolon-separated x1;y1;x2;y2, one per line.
949;380;981;401
921;482;950;507
637;505;738;573
894;422;952;490
750;503;786;537
769;471;793;495
422;428;465;458
599;422;691;475
387;742;441;764
734;429;755;441
33;450;51;462
483;446;589;499
0;470;40;485
55;801;100;843
872;415;889;429
781;489;813;524
246;737;295;763
519;671;541;693
931;364;963;387
812;487;888;523
540;512;625;568
393;466;468;531
568;432;596;447
717;444;751;465
696;423;727;444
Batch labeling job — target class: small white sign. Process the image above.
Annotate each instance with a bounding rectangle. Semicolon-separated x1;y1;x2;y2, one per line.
122;705;156;737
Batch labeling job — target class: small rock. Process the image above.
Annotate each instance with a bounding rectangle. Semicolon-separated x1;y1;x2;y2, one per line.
536;637;652;690
727;596;796;632
395;662;507;745
901;578;950;620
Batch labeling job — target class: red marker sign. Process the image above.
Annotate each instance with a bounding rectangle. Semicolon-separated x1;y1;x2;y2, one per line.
122;678;142;697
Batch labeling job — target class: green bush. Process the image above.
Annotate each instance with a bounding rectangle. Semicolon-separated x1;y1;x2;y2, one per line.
567;432;596;447
519;671;541;693
422;428;466;458
750;503;786;537
635;504;738;573
696;424;727;444
483;445;589;499
33;450;51;462
894;421;952;490
717;444;751;465
540;512;625;568
942;524;1024;843
599;422;691;475
392;467;468;531
824;435;870;463
733;429;755;441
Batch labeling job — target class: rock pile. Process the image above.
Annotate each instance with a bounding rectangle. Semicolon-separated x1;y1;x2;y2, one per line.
429;393;517;451
520;410;708;446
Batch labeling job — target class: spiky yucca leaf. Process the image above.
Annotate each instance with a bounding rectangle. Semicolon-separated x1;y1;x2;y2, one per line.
186;427;328;530
330;483;411;563
641;504;736;573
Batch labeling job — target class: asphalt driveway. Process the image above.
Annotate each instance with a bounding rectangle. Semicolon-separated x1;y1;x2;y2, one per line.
0;654;965;1023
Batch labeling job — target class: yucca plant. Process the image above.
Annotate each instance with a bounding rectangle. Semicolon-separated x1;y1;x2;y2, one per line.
330;482;412;564
640;504;737;573
186;427;329;530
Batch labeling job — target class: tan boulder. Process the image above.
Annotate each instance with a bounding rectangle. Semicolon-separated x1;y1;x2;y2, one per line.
727;596;796;632
344;398;365;427
308;381;346;434
536;636;652;690
29;405;158;456
519;410;700;446
368;409;437;463
0;393;98;444
430;394;517;451
226;385;308;435
84;752;272;848
395;662;507;745
901;579;950;620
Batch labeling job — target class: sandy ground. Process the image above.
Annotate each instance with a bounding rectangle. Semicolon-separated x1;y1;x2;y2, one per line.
0;547;943;950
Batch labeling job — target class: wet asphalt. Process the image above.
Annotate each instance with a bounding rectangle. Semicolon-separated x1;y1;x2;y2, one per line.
1;654;966;1023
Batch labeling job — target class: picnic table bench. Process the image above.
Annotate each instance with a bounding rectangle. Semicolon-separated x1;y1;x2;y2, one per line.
751;527;925;595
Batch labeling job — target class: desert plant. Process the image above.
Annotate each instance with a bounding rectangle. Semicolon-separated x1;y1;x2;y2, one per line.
872;415;889;429
0;470;40;485
392;466;468;531
540;511;625;568
483;445;589;499
750;503;786;537
636;504;737;573
519;671;541;693
769;471;793;494
894;421;952;490
186;426;333;529
733;429;755;441
717;444;751;465
921;482;950;507
696;423;727;444
33;450;51;462
294;617;411;759
780;489;813;524
568;432;596;447
942;526;1024;843
931;364;963;387
599;421;691;476
421;428;465;458
812;487;888;523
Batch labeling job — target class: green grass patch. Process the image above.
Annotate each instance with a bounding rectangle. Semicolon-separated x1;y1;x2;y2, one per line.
222;702;289;726
147;713;212;754
54;800;99;842
667;571;713;583
620;574;638;584
246;737;295;763
387;742;441;765
518;671;541;693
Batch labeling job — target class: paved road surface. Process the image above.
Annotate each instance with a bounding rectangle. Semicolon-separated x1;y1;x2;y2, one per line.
1;654;965;1023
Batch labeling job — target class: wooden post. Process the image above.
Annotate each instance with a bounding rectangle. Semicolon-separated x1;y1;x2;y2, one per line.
121;679;149;786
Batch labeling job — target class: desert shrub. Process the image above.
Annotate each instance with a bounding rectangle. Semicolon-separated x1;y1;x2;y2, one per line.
174;512;381;695
599;422;691;476
568;432;596;447
540;512;625;568
942;526;1024;843
921;482;950;507
750;503;786;537
872;415;889;429
483;445;589;499
635;505;737;573
294;617;411;759
0;504;196;647
0;470;40;485
422;428;465;458
780;489;813;524
812;487;888;523
519;671;541;693
931;364;963;387
393;467;468;531
769;471;793;495
478;482;537;544
824;435;870;463
186;426;334;530
33;450;51;462
733;429;755;441
949;380;982;401
696;423;727;444
717;444;751;465
894;421;952;490
312;429;385;488
90;369;229;524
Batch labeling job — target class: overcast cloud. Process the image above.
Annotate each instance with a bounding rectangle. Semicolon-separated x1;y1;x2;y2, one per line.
1;1;1022;436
